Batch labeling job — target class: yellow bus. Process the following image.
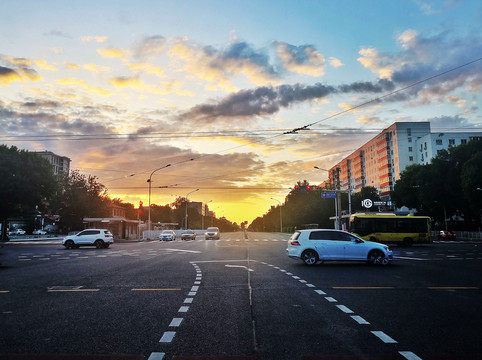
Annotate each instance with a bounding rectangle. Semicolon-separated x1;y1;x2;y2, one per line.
348;213;431;246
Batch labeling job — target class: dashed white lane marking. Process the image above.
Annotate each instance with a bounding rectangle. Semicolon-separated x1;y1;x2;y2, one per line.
399;351;424;360
351;315;370;324
325;297;337;302
191;285;199;292
336;305;354;314
159;331;176;343
184;298;193;304
178;306;189;313
169;318;183;327
314;289;327;295
148;353;165;360
371;331;398;343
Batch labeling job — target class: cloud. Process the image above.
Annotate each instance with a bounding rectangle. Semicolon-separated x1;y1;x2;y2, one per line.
169;38;279;90
57;78;113;97
0;66;22;85
134;36;166;58
275;42;326;76
97;47;126;59
81;35;108;43
181;83;337;123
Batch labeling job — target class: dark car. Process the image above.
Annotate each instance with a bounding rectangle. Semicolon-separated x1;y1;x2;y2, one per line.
181;230;196;240
438;230;456;240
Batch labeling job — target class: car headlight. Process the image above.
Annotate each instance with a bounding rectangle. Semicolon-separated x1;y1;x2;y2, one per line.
383;245;390;252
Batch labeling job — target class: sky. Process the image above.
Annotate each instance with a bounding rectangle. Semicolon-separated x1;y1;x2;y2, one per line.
1;0;481;225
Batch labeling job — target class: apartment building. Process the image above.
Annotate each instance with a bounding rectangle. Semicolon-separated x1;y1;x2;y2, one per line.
35;151;71;175
324;122;481;199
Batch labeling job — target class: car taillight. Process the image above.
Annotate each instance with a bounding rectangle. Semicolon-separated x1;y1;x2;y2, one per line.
105;234;111;238
290;240;301;246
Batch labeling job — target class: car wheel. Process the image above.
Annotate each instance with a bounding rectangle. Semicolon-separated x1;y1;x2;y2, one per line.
65;240;74;249
95;240;105;249
301;250;318;266
369;250;388;265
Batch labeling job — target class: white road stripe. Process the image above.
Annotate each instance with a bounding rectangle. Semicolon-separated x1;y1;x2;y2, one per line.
351;315;370;324
336;305;354;314
159;331;175;343
314;290;327;295
371;331;397;343
169;318;183;327
178;306;189;313
184;298;193;303
148;353;165;360
325;297;337;302
399;351;424;360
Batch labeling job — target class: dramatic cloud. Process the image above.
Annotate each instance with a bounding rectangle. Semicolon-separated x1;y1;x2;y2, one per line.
275;42;326;76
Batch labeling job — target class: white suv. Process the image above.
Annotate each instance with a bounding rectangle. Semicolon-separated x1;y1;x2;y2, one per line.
205;227;220;240
287;229;392;266
63;229;113;249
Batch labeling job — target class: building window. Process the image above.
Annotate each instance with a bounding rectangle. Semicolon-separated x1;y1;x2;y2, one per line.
408;137;412;143
408;147;412;152
407;128;412;136
436;139;442;145
409;156;413;161
449;139;455;145
461;139;467;144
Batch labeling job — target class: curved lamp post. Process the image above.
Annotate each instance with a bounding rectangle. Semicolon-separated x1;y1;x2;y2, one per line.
147;164;171;233
185;189;199;229
270;197;282;232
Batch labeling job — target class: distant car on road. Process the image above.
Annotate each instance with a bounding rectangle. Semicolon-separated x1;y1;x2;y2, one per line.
181;230;196;240
63;229;113;249
159;230;176;241
287;229;393;266
439;230;456;240
205;227;220;240
8;229;26;236
33;229;47;235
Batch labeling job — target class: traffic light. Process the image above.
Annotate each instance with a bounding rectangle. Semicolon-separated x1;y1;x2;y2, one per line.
139;201;144;214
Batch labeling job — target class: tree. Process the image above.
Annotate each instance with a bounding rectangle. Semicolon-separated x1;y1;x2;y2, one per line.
52;170;111;232
0;146;57;240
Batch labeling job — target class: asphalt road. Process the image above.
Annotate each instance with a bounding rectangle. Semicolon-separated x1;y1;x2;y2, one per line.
1;233;481;360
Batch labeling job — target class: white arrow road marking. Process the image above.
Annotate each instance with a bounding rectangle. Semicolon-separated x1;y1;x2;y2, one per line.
225;264;254;271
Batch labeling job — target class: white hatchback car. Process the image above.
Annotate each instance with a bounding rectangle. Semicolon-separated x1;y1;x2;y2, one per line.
159;230;176;241
287;229;393;266
63;229;113;249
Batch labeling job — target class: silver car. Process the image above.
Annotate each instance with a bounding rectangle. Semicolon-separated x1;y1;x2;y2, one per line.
159;230;176;241
287;229;392;266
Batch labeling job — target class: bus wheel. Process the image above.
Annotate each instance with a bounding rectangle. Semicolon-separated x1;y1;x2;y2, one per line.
402;237;413;247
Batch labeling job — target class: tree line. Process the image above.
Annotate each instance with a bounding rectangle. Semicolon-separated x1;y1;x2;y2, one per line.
0;145;238;240
249;139;482;232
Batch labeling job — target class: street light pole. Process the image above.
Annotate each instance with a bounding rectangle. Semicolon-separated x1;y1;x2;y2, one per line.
270;198;282;232
185;189;199;229
147;164;171;235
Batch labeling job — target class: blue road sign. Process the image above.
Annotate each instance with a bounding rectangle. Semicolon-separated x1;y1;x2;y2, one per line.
322;192;337;199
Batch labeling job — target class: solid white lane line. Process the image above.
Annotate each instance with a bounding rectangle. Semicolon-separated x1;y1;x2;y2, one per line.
371;331;397;343
351;315;370;324
169;318;183;327
399;351;424;360
336;305;354;314
159;331;176;343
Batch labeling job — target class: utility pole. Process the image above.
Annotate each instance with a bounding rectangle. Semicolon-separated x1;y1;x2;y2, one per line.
335;167;342;230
